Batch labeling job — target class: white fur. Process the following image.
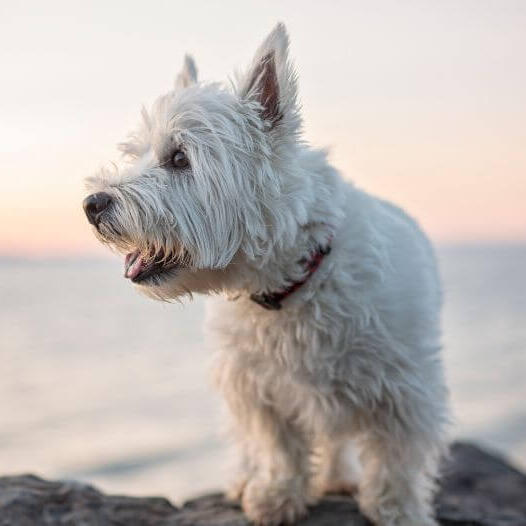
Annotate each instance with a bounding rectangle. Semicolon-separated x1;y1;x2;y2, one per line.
85;23;449;526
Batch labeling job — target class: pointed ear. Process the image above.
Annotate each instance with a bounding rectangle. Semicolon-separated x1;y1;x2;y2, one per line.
239;23;299;130
175;54;198;89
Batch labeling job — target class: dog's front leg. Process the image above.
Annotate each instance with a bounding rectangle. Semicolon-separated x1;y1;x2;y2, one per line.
357;420;443;526
228;402;312;526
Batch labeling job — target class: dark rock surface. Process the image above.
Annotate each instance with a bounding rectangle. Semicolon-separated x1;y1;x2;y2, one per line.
1;442;525;525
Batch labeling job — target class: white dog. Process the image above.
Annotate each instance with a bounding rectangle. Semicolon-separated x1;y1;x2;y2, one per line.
84;24;449;526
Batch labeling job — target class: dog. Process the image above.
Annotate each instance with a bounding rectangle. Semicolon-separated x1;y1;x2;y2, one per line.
83;23;449;526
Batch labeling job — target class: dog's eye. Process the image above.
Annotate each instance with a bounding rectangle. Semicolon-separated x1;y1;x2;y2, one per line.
172;150;189;168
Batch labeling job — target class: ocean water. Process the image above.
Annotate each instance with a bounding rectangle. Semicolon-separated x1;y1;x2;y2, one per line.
1;245;525;502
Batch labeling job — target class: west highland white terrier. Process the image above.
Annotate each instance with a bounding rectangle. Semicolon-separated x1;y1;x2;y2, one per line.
83;24;449;526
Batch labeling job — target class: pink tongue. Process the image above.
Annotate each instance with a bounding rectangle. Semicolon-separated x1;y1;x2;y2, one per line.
124;251;145;279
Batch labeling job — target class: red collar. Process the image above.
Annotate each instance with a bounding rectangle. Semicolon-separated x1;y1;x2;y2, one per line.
250;242;332;310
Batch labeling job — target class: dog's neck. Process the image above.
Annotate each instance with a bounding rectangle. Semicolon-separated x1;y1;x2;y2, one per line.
218;148;348;305
220;220;336;306
249;236;332;310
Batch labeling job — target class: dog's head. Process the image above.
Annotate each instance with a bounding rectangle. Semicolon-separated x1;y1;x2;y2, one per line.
84;24;303;299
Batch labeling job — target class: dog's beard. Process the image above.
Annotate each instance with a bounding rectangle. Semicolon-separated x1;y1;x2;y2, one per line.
94;216;192;287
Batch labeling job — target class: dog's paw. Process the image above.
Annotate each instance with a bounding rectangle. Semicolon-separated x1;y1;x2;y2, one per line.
359;501;438;526
241;476;309;526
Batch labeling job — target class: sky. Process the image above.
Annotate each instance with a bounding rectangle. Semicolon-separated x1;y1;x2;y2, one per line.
0;0;525;257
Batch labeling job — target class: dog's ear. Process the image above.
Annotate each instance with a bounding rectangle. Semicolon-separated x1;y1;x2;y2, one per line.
239;23;299;132
175;55;198;89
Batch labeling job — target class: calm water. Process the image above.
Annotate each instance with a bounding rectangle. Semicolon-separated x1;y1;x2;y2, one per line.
1;245;525;502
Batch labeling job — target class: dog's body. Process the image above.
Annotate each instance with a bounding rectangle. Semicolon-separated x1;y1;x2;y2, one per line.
84;24;449;526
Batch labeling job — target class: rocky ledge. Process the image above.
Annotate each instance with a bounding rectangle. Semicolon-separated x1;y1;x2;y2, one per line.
1;442;525;525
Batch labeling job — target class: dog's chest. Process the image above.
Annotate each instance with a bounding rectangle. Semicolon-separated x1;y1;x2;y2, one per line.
208;297;341;388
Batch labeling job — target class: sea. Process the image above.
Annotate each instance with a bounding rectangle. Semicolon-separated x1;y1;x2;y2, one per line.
1;244;525;503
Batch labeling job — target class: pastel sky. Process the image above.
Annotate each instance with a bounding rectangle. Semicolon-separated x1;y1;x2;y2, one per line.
1;0;525;257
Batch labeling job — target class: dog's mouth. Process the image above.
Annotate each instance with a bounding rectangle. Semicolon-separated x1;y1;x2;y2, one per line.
124;249;183;284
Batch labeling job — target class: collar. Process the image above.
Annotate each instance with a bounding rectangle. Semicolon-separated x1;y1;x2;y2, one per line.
250;241;332;310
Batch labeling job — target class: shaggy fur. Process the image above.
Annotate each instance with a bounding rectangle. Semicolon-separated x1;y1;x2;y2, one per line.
84;24;449;526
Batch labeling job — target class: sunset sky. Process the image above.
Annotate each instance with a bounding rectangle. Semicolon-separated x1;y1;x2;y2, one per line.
1;1;525;257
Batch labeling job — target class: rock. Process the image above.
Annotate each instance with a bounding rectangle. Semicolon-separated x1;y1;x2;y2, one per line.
1;442;525;525
437;442;526;525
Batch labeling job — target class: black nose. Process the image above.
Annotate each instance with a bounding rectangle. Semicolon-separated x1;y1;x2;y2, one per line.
83;192;112;226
